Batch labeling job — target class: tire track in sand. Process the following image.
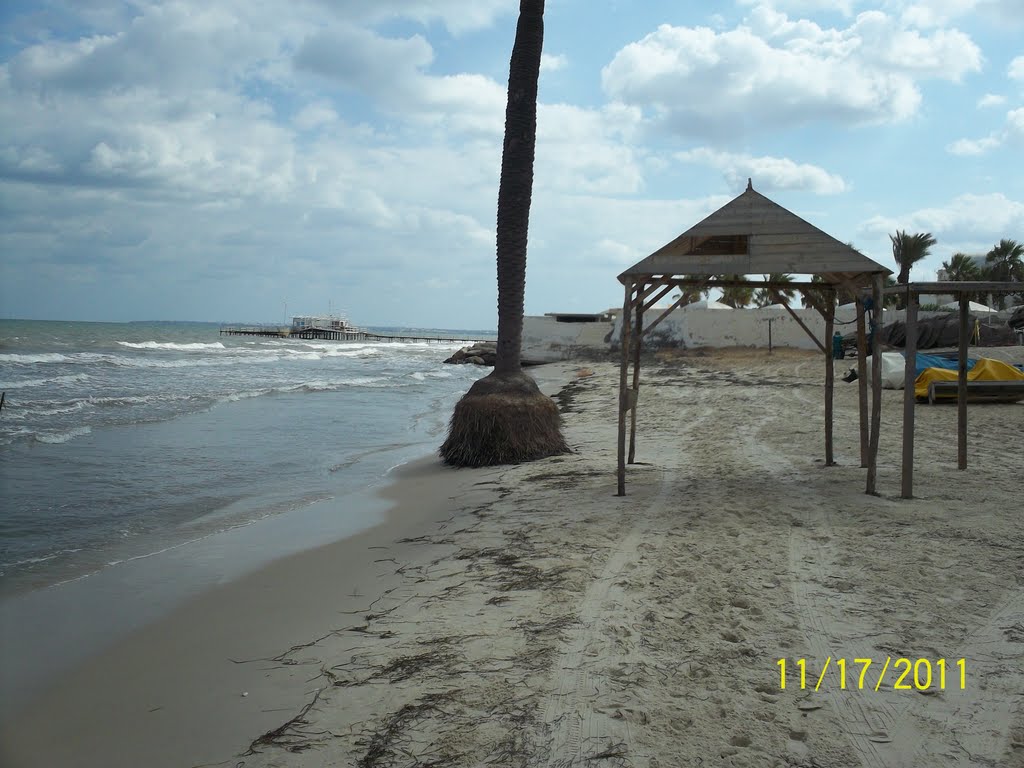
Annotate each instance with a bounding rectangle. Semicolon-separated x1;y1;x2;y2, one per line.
539;469;674;766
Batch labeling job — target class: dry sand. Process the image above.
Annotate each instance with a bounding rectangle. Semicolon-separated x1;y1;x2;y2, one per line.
3;349;1023;767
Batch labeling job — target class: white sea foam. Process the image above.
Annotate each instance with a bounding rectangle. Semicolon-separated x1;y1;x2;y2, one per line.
0;352;70;364
0;372;90;390
220;388;274;403
34;426;92;444
29;401;89;416
117;341;227;351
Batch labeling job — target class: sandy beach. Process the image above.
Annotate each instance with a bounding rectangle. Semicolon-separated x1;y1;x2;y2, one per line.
3;349;1023;768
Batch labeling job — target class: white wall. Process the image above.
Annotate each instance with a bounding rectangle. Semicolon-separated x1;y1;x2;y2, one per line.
524;306;955;356
608;306;938;350
522;316;613;361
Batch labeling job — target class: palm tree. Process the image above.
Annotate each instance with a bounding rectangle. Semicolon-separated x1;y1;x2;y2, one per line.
942;252;982;304
890;230;937;308
943;252;982;281
439;0;568;467
985;239;1024;309
754;273;795;307
718;274;754;308
675;275;710;305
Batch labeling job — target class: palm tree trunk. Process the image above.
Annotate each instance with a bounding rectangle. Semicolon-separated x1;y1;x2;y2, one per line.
494;0;544;375
438;0;568;467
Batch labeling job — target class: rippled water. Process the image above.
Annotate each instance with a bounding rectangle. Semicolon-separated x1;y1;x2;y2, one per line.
0;319;493;592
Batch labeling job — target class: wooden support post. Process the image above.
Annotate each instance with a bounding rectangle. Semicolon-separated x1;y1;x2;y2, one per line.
641;294;686;337
616;283;633;496
957;293;970;470
824;291;836;467
642;283;674;312
866;275;884;495
900;289;918;499
856;297;869;467
777;296;828;354
628;290;643;464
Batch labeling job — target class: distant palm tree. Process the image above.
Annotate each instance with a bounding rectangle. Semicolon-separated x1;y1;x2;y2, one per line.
718;274;754;308
943;252;982;281
673;275;710;306
942;252;983;304
439;0;568;467
754;273;795;307
985;239;1024;309
890;230;937;308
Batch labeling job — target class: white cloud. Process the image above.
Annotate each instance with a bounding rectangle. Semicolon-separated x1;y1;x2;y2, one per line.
1010;55;1024;82
540;53;568;73
535;103;645;195
294;25;434;93
293;102;339;131
737;0;857;16
676;148;847;194
977;93;1006;108
946;134;1002;155
901;0;1024;28
293;25;506;136
313;0;517;35
600;8;981;137
1007;107;1024;138
945;106;1024;155
862;193;1024;239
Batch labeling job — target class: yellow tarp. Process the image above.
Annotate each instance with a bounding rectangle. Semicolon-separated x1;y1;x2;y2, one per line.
915;357;1024;400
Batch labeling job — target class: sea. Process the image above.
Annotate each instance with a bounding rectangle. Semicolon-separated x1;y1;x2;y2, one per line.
0;319;493;594
0;319;494;703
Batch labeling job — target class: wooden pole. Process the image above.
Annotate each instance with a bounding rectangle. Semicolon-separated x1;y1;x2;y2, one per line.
641;294;687;337
824;291;836;467
776;296;827;354
856;297;869;467
957;293;970;470
616;283;633;496
768;317;773;354
900;288;918;499
642;283;674;312
866;275;884;495
628;288;643;464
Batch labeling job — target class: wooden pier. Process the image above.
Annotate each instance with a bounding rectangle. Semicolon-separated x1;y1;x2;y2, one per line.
219;326;492;344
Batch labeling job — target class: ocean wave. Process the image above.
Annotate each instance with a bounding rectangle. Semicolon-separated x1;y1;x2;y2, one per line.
0;548;82;570
0;372;90;390
407;370;455;381
86;393;191;407
0;352;70;364
298;376;391;391
320;347;383;358
99;353;281;368
219;388;274;403
34;426;92;444
26;401;89;416
117;341;227;351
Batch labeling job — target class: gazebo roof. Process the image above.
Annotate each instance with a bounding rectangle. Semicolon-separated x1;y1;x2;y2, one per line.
619;181;890;285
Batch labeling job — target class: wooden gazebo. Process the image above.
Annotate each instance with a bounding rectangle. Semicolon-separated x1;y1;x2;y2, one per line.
883;281;1023;499
616;181;891;495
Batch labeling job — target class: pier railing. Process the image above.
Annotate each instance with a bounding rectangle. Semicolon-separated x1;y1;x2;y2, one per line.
219;326;494;344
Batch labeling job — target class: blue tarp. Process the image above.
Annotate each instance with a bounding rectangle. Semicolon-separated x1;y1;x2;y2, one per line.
901;352;976;378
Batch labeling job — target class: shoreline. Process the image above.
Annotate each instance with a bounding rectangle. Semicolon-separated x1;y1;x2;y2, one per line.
3;352;1022;767
0;361;579;768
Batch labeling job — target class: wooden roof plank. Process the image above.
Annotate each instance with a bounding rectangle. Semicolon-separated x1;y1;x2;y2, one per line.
620;183;890;281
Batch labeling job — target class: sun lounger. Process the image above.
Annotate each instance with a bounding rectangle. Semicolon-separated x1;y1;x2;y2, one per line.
927;380;1024;404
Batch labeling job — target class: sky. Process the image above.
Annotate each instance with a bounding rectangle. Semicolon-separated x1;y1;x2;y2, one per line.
1;0;1022;328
